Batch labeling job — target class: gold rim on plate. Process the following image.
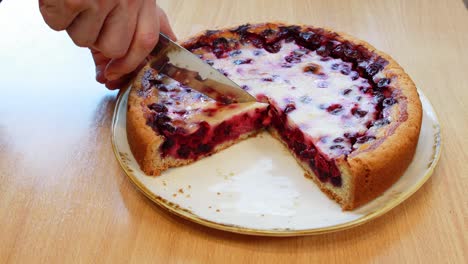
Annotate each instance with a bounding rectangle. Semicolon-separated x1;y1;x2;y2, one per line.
111;87;442;236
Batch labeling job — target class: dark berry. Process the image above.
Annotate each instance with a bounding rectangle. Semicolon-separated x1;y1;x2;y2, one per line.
253;50;263;56
316;42;334;57
193;122;209;138
293;141;306;152
366;63;383;76
359;86;371;94
332;44;344;57
356;135;376;144
351;108;368;118
299;32;314;42
315;155;329;173
343;88;352;95
285;36;295;43
373;92;385;104
205;29;220;36
300;95;312;104
231;24;250;35
318;104;327;110
160;123;176;134
212;37;229;58
317;81;328;88
333;137;344;143
279;25;300;35
177;145;191;158
330;163;341;178
327;104;343;115
148;103;168;113
233;58;253;65
377;78;391;88
300;149;315;159
344;44;358;59
149;79;163;86
265;42;282;53
161;138;175;150
205;60;214;66
195;144;212;154
157;85;168;92
340;64;351;75
331;63;340;70
229;50;242;57
330;176;342;187
309;34;323;47
155;113;171;125
309;158;316;170
373;119;390;127
317;172;329;182
284;103;296;114
285;54;302;63
260;28;275;38
217;69;229;76
330;145;344;150
249;36;264;49
383;98;397;107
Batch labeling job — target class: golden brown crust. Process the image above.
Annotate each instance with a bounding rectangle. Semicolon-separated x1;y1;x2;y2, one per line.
332;29;422;209
127;66;166;175
128;22;422;210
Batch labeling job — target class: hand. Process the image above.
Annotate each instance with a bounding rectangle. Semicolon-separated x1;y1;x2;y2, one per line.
39;0;177;89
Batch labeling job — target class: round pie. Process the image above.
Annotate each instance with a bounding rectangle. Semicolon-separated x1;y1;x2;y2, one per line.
127;23;422;210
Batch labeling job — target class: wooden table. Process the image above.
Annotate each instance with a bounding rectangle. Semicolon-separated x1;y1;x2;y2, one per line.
1;0;467;263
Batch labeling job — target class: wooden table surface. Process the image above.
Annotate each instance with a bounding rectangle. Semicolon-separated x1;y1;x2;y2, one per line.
1;0;467;263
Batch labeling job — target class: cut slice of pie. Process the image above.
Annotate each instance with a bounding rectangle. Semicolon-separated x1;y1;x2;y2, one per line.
127;68;269;175
127;23;422;210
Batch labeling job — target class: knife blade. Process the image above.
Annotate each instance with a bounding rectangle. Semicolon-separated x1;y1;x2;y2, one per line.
149;33;256;104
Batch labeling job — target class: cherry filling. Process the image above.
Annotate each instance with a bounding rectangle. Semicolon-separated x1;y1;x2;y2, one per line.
269;106;342;187
147;107;269;160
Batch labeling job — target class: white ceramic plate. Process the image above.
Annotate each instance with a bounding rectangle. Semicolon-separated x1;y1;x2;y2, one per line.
112;88;441;236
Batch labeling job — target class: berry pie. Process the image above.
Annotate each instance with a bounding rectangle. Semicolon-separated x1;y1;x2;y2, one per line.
127;23;422;210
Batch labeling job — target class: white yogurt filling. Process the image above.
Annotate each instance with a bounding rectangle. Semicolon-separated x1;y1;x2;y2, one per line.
200;41;378;158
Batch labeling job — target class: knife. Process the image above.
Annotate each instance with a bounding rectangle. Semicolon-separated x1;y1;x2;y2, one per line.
149;33;256;104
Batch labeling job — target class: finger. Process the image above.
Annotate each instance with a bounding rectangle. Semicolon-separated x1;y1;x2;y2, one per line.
90;49;110;65
90;48;142;88
105;74;133;90
66;3;108;47
157;6;177;41
39;0;88;31
102;57;146;89
104;0;159;80
93;1;139;59
96;64;107;84
90;49;110;83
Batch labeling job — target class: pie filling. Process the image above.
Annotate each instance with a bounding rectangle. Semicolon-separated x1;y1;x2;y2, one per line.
145;24;398;187
145;74;269;160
